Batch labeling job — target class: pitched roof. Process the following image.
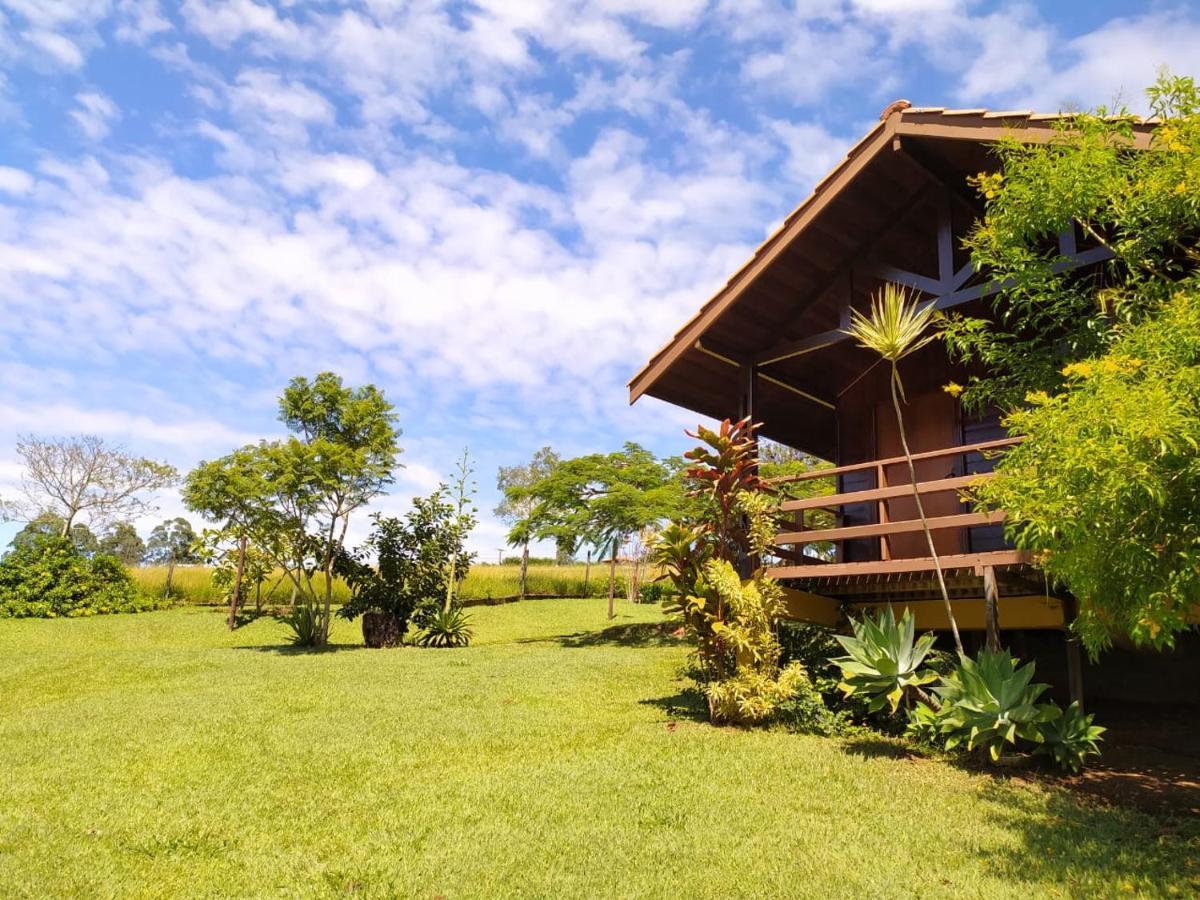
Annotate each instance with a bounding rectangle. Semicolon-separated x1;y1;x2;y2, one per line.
628;104;1157;423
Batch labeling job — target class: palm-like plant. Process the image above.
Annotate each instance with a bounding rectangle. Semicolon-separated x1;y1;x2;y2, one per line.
830;607;938;713
416;606;474;648
844;284;964;656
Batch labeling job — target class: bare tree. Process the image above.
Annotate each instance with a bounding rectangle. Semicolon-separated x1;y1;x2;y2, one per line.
16;435;178;536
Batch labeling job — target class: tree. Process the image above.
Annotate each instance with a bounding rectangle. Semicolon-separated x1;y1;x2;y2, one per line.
98;522;146;566
10;512;98;557
845;284;964;657
15;435;177;535
939;75;1200;655
145;517;200;598
521;444;686;619
496;447;560;599
943;74;1200;411
184;373;401;643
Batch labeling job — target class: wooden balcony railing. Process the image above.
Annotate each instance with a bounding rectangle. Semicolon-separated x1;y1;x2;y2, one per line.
767;436;1027;580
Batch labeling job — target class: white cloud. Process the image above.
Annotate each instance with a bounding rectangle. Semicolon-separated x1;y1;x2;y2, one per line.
21;27;84;67
0;165;33;194
70;91;120;140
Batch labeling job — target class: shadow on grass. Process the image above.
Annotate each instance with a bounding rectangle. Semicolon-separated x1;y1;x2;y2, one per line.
839;736;914;760
971;779;1200;895
639;685;709;723
231;643;369;655
553;621;684;649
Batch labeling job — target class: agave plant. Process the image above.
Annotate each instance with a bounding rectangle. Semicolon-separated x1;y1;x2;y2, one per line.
923;648;1060;761
284;600;322;647
1036;701;1105;773
830;607;938;713
844;284;963;657
416;606;474;648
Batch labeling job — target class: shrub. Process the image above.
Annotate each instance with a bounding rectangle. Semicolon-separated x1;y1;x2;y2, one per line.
1035;701;1106;774
830;607;938;714
0;536;158;618
415;607;474;648
637;581;669;604
284;601;322;647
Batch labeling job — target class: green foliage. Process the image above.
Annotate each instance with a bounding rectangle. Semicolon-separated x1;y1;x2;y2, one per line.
830;607;938;714
906;649;1103;772
637;581;669;604
145;518;200;566
184;372;401;644
337;489;475;638
911;649;1058;762
10;512;100;556
0;535;158;618
944;74;1200;412
655;418;817;725
519;443;686;562
97;521;146;565
415;606;475;648
1035;701;1106;774
973;288;1200;654
284;600;322;647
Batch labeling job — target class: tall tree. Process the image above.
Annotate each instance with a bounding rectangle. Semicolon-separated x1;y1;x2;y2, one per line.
184;373;401;643
15;435;177;536
522;444;686;619
98;522;146;566
145;517;200;598
496;446;560;599
10;512;98;556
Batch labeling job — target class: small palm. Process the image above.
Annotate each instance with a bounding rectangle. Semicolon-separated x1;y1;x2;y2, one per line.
845;283;938;366
842;283;965;656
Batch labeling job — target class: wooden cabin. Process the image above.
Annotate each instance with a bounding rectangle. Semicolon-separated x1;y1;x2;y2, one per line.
629;103;1164;704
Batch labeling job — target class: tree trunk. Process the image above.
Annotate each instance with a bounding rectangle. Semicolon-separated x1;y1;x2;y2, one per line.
607;541;618;620
583;550;591;596
164;559;175;600
228;535;247;631
890;364;964;657
519;542;529;600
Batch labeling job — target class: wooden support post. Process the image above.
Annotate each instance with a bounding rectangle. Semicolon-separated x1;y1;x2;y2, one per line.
982;565;1000;651
875;462;890;561
1062;594;1085;711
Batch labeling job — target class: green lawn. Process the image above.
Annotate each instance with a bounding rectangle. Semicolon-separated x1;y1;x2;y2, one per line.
0;601;1195;898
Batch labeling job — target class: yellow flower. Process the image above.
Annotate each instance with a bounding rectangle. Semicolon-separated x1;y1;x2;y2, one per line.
1061;362;1093;379
942;381;964;398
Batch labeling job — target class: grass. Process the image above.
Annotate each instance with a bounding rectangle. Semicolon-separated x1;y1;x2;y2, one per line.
1;601;1196;898
131;562;644;605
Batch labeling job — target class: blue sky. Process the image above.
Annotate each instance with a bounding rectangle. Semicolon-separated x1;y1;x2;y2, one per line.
1;0;1198;555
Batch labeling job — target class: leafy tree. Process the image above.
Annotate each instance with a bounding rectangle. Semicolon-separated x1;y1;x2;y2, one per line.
496;446;560;599
184;373;401;643
15;434;176;535
10;512;98;557
944;74;1200;410
98;522;146;566
338;488;475;643
144;517;200;598
845;284;964;656
972;289;1200;655
521;444;685;619
937;75;1200;654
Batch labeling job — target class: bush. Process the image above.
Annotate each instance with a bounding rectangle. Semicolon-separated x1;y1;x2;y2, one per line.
0;536;159;618
415;607;474;648
637;581;670;604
